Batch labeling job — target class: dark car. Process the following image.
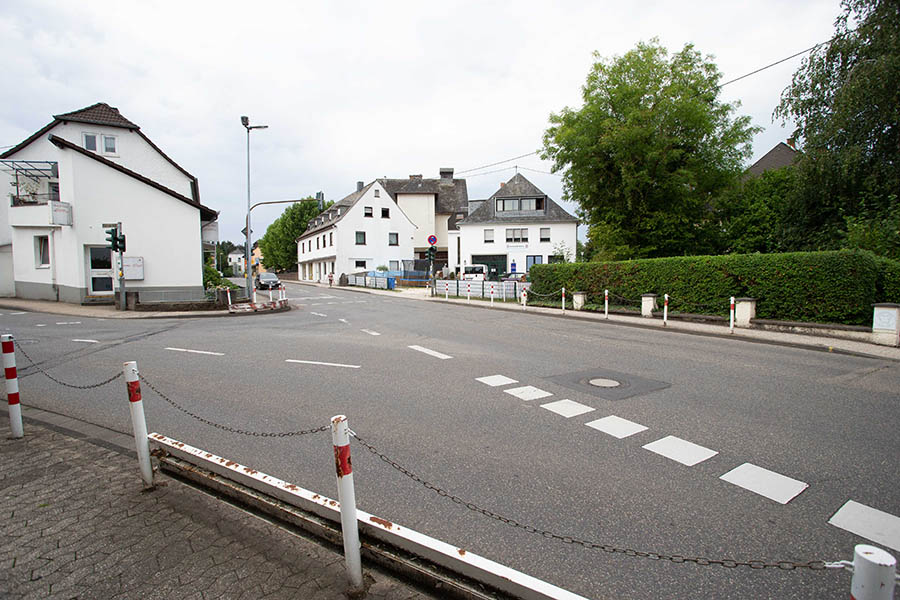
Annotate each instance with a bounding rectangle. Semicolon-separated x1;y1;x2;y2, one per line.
255;272;281;289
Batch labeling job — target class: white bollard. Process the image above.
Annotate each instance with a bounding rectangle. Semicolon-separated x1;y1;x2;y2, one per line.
729;296;735;334
268;288;273;303
522;288;527;310
850;545;896;600
562;287;566;312
253;288;258;304
467;282;471;303
663;294;669;326
331;415;363;591
123;361;153;487
445;281;449;300
604;289;609;319
2;335;24;439
491;283;494;306
226;287;232;306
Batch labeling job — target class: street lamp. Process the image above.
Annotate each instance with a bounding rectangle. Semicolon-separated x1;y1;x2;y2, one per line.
241;115;268;297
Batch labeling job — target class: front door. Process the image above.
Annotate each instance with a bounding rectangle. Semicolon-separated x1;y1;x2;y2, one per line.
88;247;114;295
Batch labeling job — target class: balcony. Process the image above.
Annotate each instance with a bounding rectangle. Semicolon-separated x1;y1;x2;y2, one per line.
9;199;72;227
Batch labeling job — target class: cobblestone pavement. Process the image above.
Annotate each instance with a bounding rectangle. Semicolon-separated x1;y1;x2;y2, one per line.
0;424;434;599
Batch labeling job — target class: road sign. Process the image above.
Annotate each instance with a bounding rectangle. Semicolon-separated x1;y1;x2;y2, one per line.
427;235;437;246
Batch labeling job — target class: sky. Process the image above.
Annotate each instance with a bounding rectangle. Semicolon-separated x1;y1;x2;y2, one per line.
0;1;840;245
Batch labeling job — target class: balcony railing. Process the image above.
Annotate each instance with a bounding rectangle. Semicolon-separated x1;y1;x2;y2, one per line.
11;193;58;206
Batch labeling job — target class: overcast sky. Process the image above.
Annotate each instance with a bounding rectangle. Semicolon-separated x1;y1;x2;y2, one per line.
1;1;840;245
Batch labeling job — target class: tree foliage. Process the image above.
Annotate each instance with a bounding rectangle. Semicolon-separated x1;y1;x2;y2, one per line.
543;39;758;260
258;198;330;271
714;168;796;254
215;240;237;275
774;0;899;251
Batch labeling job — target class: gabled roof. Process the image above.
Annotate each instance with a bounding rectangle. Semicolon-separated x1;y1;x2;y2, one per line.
299;182;375;239
458;173;578;225
747;142;798;177
48;135;217;221
377;177;468;214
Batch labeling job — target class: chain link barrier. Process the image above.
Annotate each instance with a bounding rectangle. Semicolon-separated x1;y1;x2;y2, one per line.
525;287;563;298
350;431;846;573
13;340;123;389
137;372;330;438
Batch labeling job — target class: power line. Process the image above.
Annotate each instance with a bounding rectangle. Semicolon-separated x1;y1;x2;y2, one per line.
715;37;834;92
456;150;539;174
463;165;518;178
518;165;560;177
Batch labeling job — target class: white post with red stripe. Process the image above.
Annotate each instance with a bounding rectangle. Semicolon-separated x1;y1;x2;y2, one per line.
268;288;273;303
123;361;153;487
2;335;23;439
729;296;736;334
522;288;527;310
490;283;495;306
467;282;471;303
253;288;258;304
331;415;363;591
849;544;895;600
663;294;669;326
226;287;232;306
561;287;566;312
604;289;609;319
445;281;449;300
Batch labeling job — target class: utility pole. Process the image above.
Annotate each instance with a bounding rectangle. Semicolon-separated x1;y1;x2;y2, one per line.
117;221;126;311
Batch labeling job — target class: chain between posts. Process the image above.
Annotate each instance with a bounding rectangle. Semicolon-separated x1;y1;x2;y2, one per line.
13;340;123;389
137;373;330;437
350;431;845;573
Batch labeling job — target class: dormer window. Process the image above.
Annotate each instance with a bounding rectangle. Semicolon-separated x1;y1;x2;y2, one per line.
83;133;97;151
496;197;544;212
103;135;117;154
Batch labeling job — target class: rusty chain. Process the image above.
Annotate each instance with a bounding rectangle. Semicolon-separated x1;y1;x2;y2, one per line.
350;432;845;573
13;340;123;389
137;372;330;438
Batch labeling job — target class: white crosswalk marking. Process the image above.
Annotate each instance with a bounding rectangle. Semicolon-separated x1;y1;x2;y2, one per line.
408;345;452;359
829;500;900;552
165;347;225;356
504;386;552;401
719;463;808;504
541;400;594;418
361;329;381;336
586;415;648;438
642;436;718;466
476;375;518;387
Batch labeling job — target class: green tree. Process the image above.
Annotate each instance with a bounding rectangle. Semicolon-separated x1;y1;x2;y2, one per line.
774;0;900;251
258;198;331;271
543;39;758;260
715;168;796;254
215;240;237;276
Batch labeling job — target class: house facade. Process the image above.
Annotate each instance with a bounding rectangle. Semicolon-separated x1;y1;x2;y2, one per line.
0;103;217;303
297;180;416;281
227;248;245;275
457;173;577;278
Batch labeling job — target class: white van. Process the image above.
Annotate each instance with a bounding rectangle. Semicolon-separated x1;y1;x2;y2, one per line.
462;264;488;281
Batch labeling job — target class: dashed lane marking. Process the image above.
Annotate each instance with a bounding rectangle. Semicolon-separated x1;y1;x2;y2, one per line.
285;359;360;369
476;375;518;387
72;339;99;344
642;435;718;466
829;500;900;552
310;312;328;317
504;385;552;401
586;415;648;439
719;463;808;504
10;312;26;315
541;399;594;418
361;329;381;336
338;318;349;323
408;345;452;360
164;347;225;356
55;321;82;325
36;324;46;327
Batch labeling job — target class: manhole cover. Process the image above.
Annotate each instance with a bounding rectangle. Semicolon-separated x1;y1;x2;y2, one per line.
589;378;620;388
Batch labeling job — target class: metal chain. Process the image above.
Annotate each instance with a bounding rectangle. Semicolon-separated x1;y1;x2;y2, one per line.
13;341;123;389
526;287;563;298
350;432;841;572
137;372;330;438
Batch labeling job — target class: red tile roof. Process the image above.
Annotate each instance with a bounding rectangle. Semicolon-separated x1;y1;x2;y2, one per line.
53;102;139;129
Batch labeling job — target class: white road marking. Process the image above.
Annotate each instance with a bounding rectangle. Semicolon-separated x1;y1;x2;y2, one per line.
285;359;360;369
408;345;452;360
338;318;349;323
586;415;648;439
829;500;900;552
355;300;366;303
541;399;595;418
476;374;518;387
55;321;81;325
10;312;26;315
504;385;552;401
36;324;46;327
642;436;718;466
327;302;337;305
71;339;99;344
310;312;328;317
164;347;225;356
361;329;381;336
719;463;808;504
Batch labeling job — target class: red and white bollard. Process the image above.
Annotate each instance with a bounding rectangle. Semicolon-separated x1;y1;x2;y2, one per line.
562;287;566;312
467;282;471;303
444;281;449;300
226;287;232;306
2;335;23;439
522;288;527;310
729;296;736;334
849;545;896;600
268;288;273;303
604;289;609;319
490;283;495;306
123;361;153;487
331;415;363;591
663;294;669;326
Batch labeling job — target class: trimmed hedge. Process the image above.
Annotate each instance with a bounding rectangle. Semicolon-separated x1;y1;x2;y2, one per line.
529;250;900;326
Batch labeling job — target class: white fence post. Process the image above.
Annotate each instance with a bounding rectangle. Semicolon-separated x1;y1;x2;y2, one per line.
445;281;449;300
850;544;895;600
331;415;363;591
561;287;566;312
123;361;153;487
522;288;527;310
467;283;471;303
491;283;495;307
1;335;23;439
729;296;735;334
663;294;669;326
604;289;609;319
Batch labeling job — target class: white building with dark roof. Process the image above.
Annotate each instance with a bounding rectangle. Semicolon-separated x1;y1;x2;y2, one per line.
0;103;218;303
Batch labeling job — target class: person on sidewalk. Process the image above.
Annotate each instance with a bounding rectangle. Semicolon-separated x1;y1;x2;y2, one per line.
328;272;334;287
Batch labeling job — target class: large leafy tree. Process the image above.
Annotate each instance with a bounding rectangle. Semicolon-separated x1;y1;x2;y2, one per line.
258;198;329;271
774;0;899;251
543;39;758;260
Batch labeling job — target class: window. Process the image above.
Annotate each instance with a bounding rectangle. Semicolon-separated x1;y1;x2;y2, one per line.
506;228;528;243
526;255;543;270
389;260;399;270
388;232;398;246
103;135;117;154
329;232;333;246
382;207;390;218
48;182;60;202
301;242;305;254
484;229;494;243
548;255;566;264
35;236;49;267
540;228;551;242
496;197;543;212
83;133;97;152
356;231;366;245
322;234;326;247
374;189;380;198
364;207;373;217
355;260;366;268
316;237;320;250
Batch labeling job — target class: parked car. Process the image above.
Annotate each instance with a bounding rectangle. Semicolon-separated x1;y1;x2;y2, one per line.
462;265;488;281
500;272;526;282
255;272;281;289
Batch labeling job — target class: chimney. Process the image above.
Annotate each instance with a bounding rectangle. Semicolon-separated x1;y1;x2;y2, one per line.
500;182;506;188
356;181;364;192
409;174;423;180
439;167;454;180
786;137;796;150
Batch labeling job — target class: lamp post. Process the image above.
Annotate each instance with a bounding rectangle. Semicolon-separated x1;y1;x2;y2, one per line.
241;115;268;298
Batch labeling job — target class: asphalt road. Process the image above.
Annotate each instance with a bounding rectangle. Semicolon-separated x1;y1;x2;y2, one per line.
3;284;898;599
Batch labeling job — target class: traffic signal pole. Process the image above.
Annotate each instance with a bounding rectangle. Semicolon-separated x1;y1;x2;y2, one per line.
117;222;126;311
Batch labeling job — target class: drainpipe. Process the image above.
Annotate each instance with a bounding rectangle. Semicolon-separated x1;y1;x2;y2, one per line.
49;229;59;301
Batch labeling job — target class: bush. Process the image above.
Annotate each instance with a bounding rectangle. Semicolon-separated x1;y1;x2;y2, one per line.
203;263;238;290
529;250;900;325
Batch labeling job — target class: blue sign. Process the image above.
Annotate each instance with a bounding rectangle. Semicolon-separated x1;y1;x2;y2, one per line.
510;260;517;273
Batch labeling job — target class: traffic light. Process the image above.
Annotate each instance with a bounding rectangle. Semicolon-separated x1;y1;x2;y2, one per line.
105;227;118;251
116;233;126;252
426;246;436;260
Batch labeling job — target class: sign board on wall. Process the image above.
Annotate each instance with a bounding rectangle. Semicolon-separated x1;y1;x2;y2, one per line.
49;201;73;226
119;256;144;280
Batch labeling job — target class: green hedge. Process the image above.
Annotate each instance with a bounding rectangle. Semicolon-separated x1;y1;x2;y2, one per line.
529;250;900;325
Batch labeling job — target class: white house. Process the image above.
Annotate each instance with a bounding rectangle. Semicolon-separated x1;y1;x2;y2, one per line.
457;173;577;278
227;247;245;276
297;180;417;281
0;103;218;303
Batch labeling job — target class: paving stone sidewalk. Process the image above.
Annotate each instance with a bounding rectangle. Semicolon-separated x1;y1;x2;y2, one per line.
0;423;433;599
